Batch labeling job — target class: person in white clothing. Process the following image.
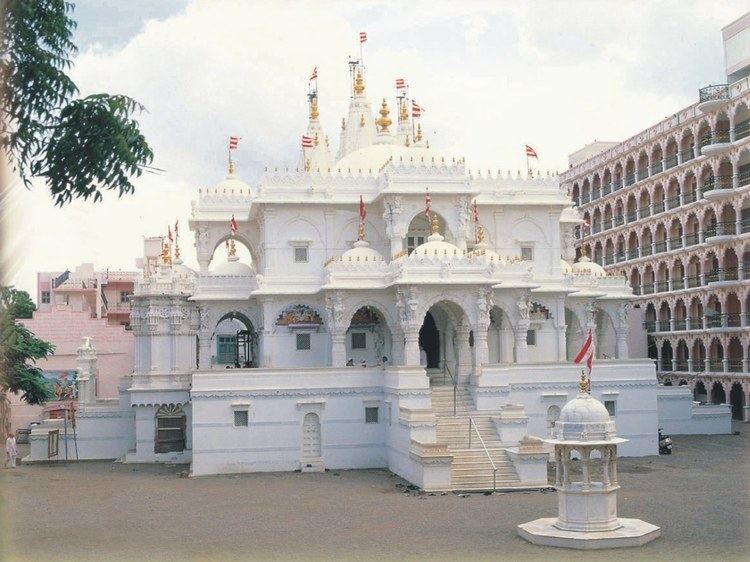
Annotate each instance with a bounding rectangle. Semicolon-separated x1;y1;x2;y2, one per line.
5;433;17;468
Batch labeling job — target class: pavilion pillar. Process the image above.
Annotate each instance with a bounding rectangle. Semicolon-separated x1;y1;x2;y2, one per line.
601;447;611;487
198;332;212;370
514;320;530;363
404;330;421;366
457;326;472;384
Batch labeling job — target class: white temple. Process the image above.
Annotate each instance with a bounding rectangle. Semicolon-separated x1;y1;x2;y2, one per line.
28;60;665;491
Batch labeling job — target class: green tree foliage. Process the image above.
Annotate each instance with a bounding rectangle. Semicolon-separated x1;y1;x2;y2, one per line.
0;287;54;407
0;0;154;205
0;285;36;319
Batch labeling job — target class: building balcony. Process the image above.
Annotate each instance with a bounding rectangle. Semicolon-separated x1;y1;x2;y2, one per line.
625;173;636;186
668;237;682;251
665;154;678;170
697;84;729;112
685;232;700;246
673;319;687;330
591;189;601;201
602;182;612;195
655;280;669;293
650;162;663;175
652;200;665;214
683;190;698;204
654;240;667;253
685;275;701;289
612;179;623;191
679;149;694;163
671;277;684;290
735;119;750;141
700;133;732;156
637;167;649;181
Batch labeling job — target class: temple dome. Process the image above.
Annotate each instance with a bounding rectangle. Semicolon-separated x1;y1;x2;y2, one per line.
341;239;384;263
212;257;254;276
334;143;437;173
559;393;611;425
470;240;503;265
215;164;251;192
572;255;606;277
172;259;197;279
552;376;620;443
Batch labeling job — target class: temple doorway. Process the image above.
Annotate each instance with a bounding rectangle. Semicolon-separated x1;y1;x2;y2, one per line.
214;312;258;368
419;312;440;368
418;301;470;385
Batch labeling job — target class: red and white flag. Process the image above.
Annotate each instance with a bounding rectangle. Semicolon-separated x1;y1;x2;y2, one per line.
525;144;538;159
359;195;366;221
230;214;238;236
359;31;367;43
309;66;318;82
167;225;174;243
174;220;179;238
395;78;406;89
412;100;424;118
573;329;595;378
424;189;432;219
472;200;479;223
301;135;315;148
229;136;240;150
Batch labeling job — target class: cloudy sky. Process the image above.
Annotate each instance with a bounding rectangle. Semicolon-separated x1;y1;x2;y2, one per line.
2;0;746;297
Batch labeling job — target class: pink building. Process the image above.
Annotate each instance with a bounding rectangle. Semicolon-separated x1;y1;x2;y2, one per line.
11;264;139;431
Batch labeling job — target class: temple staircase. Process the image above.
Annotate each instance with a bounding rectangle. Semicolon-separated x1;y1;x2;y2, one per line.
430;385;521;491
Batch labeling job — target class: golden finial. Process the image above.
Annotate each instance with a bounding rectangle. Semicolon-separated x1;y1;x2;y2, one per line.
399;98;408;122
353;70;365;95
309;97;319;120
174;243;181;261
476;225;485;244
304;158;311;172
415;123;422;142
228;239;237;258
228;160;236;175
376;98;392;132
314;132;319;146
357;221;365;241
359;113;365;128
161;243;171;265
579;370;589;394
430;213;440;234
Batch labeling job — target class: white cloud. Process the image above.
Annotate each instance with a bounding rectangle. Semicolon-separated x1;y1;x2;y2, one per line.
5;0;748;296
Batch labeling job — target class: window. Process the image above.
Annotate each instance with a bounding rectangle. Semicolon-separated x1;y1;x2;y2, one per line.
521;246;534;261
294;245;309;263
526;329;537;346
41;291;50;304
155;404;186;454
351;332;367;349
296;333;311;350
217;335;236;364
365;406;379;423
604;400;616;416
233;410;249;427
119;291;133;303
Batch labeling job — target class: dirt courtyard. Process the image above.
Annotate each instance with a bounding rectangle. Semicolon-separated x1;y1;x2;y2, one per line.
1;426;748;561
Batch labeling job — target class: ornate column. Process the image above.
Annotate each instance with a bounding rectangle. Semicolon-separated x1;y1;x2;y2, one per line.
554;447;562;487
581;448;591;490
610;446;619;486
325;292;347;367
455;196;470;252
514;294;531;363
194;226;212;273
615;302;630;359
397;287;422;366
472;288;492;379
601;446;611;487
75;337;98;404
197;306;212;370
383;196;405;258
456;324;472;384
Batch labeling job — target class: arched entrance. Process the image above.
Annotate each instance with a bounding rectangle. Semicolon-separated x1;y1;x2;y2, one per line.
406;211;451;254
345;306;392;366
419;300;470;385
729;383;745;420
155;404;186;454
214;312;258;368
693;380;707;402
487;305;513;363
710;381;726;405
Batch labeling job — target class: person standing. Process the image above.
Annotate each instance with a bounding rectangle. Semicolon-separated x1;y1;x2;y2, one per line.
5;433;17;468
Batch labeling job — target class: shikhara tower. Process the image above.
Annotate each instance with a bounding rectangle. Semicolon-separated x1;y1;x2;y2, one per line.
28;49;672;492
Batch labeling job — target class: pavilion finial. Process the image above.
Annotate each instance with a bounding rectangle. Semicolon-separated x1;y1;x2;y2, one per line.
579;370;590;394
376;98;392;132
353;70;365;95
309;96;319;121
228;160;236;175
161;242;172;265
476;225;485;244
357;221;365;241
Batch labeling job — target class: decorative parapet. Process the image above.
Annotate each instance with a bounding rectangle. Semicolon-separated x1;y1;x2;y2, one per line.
471;170;559;190
399;407;437;427
134;273;195;296
409;439;452;460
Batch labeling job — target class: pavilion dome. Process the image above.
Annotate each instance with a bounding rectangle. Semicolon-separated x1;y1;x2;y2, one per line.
212;257;254;277
553;375;619;443
172;258;197;279
412;232;462;260
215;163;251;193
572;255;606;277
470;240;503;265
560;259;573;275
341;239;385;263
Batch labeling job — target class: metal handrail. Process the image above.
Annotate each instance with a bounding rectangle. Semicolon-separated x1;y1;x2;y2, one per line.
468;416;497;492
443;362;457;416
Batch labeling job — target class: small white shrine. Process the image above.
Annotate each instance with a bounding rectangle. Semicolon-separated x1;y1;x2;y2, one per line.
518;373;661;549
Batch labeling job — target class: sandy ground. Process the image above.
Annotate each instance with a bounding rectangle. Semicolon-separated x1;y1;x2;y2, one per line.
1;425;748;562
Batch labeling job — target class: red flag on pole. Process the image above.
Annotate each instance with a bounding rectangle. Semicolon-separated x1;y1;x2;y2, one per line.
167;226;174;243
412;100;424;118
424;189;431;219
230;214;238;236
229;136;240;150
573;329;595;378
301;135;315;148
174;220;179;237
395;78;406;89
359;195;366;221
525;144;538;159
359;31;367;43
309;67;318;82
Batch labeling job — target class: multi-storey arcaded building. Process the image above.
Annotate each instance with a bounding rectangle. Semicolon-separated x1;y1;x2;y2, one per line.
560;14;750;423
